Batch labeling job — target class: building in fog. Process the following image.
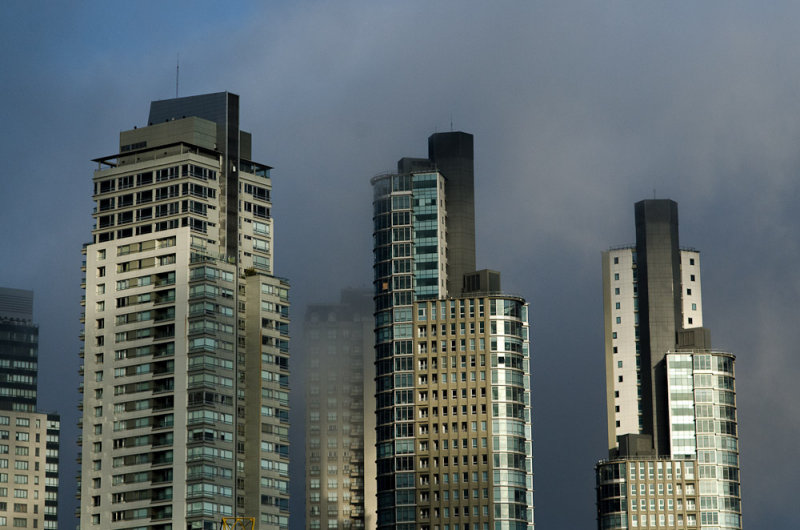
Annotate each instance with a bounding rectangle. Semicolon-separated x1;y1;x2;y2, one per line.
0;287;60;529
596;200;741;529
371;133;533;530
78;92;291;529
304;289;376;530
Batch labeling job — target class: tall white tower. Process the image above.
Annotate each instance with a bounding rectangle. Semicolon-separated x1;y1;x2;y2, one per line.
596;200;741;530
78;93;291;530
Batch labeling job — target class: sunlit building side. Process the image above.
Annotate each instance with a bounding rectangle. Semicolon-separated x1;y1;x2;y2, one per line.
78;93;291;530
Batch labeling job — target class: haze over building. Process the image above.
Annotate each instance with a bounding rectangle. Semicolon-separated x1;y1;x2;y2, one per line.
596;200;742;529
304;288;376;530
78;92;291;529
0;287;60;529
371;133;534;530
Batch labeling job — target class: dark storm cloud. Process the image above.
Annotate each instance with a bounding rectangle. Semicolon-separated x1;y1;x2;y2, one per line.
1;1;798;527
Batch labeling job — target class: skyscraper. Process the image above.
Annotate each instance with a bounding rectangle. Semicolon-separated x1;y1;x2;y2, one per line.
0;287;60;529
596;200;741;529
304;289;376;530
78;92;291;529
371;133;534;530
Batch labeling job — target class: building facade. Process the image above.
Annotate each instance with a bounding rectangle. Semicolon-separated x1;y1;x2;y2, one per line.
0;288;60;529
371;133;534;530
596;200;741;530
304;289;376;530
78;93;290;529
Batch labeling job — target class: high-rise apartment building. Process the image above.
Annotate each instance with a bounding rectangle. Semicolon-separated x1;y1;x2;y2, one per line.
371;133;534;530
304;289;376;530
78;92;291;530
0;287;60;529
596;200;741;530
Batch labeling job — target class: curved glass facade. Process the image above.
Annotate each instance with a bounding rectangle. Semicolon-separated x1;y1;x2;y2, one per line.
596;351;741;530
667;352;741;529
490;299;533;530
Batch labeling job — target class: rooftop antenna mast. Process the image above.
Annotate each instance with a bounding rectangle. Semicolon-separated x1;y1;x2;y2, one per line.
176;53;180;98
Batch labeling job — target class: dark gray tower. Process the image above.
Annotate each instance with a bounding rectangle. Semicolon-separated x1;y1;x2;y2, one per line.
634;199;682;455
428;132;476;295
0;287;38;411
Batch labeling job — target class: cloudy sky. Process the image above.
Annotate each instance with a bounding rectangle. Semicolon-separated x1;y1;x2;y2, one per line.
1;1;798;527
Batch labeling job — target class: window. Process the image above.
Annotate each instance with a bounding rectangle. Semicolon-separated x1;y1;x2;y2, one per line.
253;238;270;252
690;274;695;281
687;288;692;295
614;273;620;280
616;317;621;324
614;288;620;295
689;258;695;265
615;302;620;309
613;257;619;264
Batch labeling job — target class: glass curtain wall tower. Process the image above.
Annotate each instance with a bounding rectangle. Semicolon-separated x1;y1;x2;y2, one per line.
78;93;291;530
372;133;534;530
596;200;741;530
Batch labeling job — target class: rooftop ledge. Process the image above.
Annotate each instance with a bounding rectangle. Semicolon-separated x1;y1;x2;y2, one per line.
92;141;272;178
